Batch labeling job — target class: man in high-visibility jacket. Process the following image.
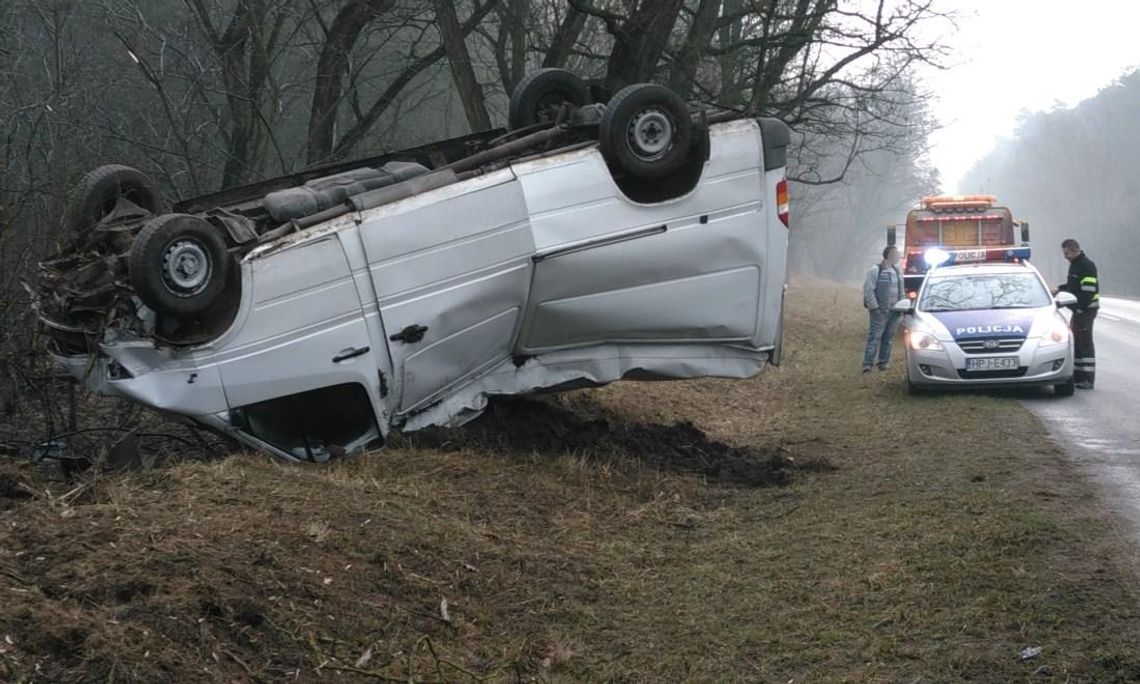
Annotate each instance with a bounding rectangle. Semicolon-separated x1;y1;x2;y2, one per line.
1054;238;1099;389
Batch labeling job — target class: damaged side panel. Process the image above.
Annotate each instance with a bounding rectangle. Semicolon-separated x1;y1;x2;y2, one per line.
402;342;770;432
356;168;536;415
514;121;769;353
104;352;228;416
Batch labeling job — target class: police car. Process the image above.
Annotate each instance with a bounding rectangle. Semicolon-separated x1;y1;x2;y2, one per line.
893;248;1076;396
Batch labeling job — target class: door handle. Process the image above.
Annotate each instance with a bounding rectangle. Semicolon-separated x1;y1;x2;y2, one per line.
389;324;429;344
332;346;370;363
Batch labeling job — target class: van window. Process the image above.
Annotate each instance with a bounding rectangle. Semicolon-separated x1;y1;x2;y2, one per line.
233;383;382;461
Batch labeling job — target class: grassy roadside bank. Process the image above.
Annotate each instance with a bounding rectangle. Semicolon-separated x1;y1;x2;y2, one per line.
1;280;1139;681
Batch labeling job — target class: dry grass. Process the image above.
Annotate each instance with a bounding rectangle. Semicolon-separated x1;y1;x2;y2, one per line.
1;279;1139;682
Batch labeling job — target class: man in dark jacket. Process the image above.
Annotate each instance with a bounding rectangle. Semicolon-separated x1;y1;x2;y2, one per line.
1054;238;1099;389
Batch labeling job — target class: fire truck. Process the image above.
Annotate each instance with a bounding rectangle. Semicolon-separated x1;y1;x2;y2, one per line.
887;194;1031;298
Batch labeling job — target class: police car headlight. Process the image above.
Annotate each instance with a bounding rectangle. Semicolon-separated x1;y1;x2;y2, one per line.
908;331;943;351
1038;321;1070;348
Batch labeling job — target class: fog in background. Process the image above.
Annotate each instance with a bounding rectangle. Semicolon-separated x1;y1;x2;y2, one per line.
790;63;1140;292
786;88;940;285
959;69;1140;296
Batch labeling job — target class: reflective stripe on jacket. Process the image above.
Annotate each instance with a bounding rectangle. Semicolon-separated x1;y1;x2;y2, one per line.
1058;252;1100;310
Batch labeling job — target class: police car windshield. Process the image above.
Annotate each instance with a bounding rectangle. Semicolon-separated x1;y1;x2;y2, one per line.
919;272;1050;312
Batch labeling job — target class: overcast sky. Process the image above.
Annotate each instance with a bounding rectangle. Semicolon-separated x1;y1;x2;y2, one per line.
922;0;1140;193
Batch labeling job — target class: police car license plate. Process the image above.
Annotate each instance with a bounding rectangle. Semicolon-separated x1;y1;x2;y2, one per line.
965;356;1018;371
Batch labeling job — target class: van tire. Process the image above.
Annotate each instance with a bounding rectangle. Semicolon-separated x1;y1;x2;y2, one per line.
1054;378;1075;397
600;83;693;179
508;69;592;130
64;164;161;235
129;214;231;317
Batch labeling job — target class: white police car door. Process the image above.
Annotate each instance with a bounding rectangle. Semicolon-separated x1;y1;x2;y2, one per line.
355;168;535;414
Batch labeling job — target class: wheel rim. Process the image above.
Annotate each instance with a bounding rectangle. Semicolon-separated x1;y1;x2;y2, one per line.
161;238;212;297
627;108;674;160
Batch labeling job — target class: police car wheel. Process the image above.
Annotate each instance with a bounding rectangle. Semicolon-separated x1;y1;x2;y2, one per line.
1054;378;1075;397
129;214;232;317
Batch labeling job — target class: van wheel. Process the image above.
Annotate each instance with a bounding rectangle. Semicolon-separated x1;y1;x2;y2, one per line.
600;83;693;179
63;164;161;235
1054;378;1075;397
508;69;592;130
129;214;231;317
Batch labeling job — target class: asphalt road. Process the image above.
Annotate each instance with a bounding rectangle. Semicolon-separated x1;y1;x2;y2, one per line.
1022;296;1140;535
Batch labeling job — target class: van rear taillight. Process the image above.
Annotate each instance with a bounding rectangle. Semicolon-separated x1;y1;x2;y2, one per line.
776;179;789;227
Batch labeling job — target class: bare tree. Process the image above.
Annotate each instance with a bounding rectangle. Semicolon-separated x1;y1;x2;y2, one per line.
510;0;952;185
566;0;685;90
540;4;589;70
788;75;940;281
667;0;724;98
436;0;496;132
180;0;317;187
320;0;499;160
307;0;397;166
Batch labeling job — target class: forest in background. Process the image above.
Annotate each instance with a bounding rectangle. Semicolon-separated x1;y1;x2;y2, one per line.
961;68;1140;295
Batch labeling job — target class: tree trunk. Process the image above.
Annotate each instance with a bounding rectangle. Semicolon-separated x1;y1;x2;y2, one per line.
435;0;493;133
332;0;498;159
746;0;830;116
716;0;747;103
307;0;396;166
216;1;256;188
603;0;684;91
507;0;527;90
542;6;587;69
189;0;282;188
667;0;722;98
489;0;528;94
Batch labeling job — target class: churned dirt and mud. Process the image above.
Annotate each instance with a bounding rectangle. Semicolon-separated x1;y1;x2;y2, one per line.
1;282;1140;682
404;396;835;488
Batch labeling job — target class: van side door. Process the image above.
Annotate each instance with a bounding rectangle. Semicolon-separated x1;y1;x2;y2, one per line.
355;168;535;415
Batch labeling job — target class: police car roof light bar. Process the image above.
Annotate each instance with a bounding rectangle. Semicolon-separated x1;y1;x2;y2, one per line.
922;246;1031;269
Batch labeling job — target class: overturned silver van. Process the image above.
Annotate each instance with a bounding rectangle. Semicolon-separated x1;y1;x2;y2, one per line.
35;73;791;462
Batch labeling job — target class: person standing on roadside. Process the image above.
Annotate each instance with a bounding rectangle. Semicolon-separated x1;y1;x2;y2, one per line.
862;245;905;373
1053;238;1099;389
